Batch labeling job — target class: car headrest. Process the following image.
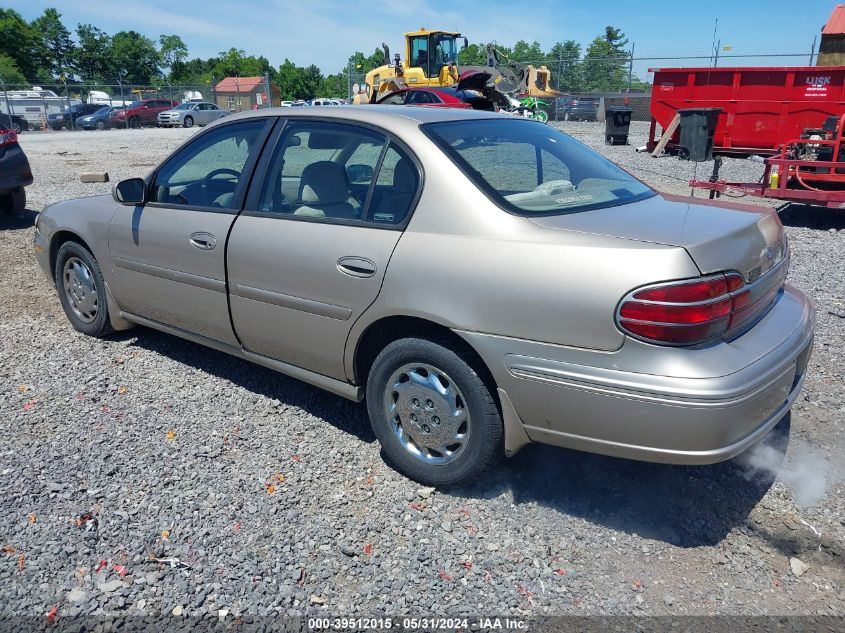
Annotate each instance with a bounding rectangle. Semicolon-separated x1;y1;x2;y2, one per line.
299;161;349;205
393;158;416;193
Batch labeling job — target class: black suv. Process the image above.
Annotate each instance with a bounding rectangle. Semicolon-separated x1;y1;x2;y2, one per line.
0;129;33;213
47;103;105;130
0;112;30;133
556;96;600;121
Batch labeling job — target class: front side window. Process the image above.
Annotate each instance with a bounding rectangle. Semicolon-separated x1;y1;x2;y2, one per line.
151;119;266;209
424;119;653;215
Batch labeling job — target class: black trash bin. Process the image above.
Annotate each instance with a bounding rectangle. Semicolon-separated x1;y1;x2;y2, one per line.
677;108;721;161
605;105;632;145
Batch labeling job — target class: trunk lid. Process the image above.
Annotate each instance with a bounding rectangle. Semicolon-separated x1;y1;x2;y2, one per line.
528;192;788;281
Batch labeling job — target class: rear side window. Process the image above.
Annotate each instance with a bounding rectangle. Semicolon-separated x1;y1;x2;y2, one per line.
423;119;653;215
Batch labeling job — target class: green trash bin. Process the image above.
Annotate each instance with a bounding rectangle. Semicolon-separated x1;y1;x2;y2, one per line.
605;105;632;145
677;108;721;161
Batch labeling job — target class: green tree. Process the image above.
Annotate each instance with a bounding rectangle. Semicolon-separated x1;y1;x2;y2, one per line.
276;58;306;100
110;31;160;81
319;73;345;98
582;26;630;92
171;56;218;86
74;24;111;81
546;40;582;91
159;34;188;79
301;64;322;99
0;53;26;84
0;9;39;78
457;43;487;66
31;8;75;78
512;40;544;63
212;48;272;79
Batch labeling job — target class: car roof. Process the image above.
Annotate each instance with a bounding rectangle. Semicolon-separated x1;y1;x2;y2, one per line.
221;104;504;127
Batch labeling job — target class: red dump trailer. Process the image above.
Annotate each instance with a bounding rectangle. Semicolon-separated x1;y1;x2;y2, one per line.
648;66;845;156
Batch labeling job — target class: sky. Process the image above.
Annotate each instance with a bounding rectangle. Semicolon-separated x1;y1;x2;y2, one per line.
7;0;837;77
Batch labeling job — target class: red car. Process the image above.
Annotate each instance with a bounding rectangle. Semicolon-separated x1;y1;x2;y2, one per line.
110;99;178;129
377;71;505;111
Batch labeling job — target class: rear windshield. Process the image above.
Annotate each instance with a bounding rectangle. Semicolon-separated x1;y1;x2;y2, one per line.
423;119;654;215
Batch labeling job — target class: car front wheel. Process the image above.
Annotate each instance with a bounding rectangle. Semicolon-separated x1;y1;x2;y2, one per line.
128;117;140;129
95;120;106;130
54;241;114;338
366;337;503;487
183;116;194;128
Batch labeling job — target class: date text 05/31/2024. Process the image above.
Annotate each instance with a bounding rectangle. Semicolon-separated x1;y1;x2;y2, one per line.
307;617;529;630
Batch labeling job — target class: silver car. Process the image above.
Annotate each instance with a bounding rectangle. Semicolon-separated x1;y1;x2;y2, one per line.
157;102;227;128
33;107;814;487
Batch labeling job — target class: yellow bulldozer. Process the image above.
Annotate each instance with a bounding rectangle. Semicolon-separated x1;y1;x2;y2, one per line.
353;28;564;104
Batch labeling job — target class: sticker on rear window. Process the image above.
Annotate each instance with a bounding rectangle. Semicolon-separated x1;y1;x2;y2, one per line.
554;194;594;206
373;212;395;223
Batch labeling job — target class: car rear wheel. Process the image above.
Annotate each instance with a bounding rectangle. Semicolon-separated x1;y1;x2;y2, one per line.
0;187;25;214
128;117;140;129
54;241;114;338
366;337;503;487
183;116;194;128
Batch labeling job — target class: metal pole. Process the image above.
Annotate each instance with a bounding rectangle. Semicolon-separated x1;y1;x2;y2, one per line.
628;42;635;89
714;39;720;67
264;72;272;108
0;78;11;125
63;78;74;131
709;18;719;67
118;80;128;129
809;35;817;65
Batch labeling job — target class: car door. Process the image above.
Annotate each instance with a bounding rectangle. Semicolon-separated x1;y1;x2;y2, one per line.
195;104;210;125
227;119;421;380
108;117;273;344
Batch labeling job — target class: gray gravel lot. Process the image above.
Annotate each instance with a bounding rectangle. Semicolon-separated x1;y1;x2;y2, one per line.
0;121;843;621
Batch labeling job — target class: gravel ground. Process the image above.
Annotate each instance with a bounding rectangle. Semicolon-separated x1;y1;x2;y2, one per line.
0;122;843;622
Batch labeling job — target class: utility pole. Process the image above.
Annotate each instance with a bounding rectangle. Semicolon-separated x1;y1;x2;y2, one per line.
809;35;817;65
264;72;272;108
627;42;635;90
714;39;721;67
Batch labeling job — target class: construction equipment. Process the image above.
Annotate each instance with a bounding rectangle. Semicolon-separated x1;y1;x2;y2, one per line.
691;113;845;208
354;29;563;104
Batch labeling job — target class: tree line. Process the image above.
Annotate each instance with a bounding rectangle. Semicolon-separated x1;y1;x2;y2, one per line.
0;7;645;99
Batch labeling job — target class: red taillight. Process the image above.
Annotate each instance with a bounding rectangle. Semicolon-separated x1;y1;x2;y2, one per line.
0;129;17;146
617;272;782;346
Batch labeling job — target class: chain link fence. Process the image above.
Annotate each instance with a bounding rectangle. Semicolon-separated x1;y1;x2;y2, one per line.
0;79;212;132
1;52;819;131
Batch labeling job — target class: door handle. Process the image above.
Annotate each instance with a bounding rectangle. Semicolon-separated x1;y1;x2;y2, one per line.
337;256;376;278
189;232;217;250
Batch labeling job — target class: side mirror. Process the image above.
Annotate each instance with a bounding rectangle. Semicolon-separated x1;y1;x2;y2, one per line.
462;38;468;50
346;164;373;183
112;178;147;205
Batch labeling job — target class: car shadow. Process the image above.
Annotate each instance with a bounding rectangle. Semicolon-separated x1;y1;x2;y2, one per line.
449;417;790;548
118;326;782;548
121;327;375;443
778;203;845;230
0;207;37;229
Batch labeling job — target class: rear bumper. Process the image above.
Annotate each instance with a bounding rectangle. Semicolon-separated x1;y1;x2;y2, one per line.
459;285;814;464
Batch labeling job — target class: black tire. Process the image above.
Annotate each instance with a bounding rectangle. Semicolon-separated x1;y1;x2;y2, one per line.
11;120;22;133
51;124;62;131
128;117;140;129
183;116;194;128
366;337;503;487
95;120;106;130
54;241;114;338
0;187;25;214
